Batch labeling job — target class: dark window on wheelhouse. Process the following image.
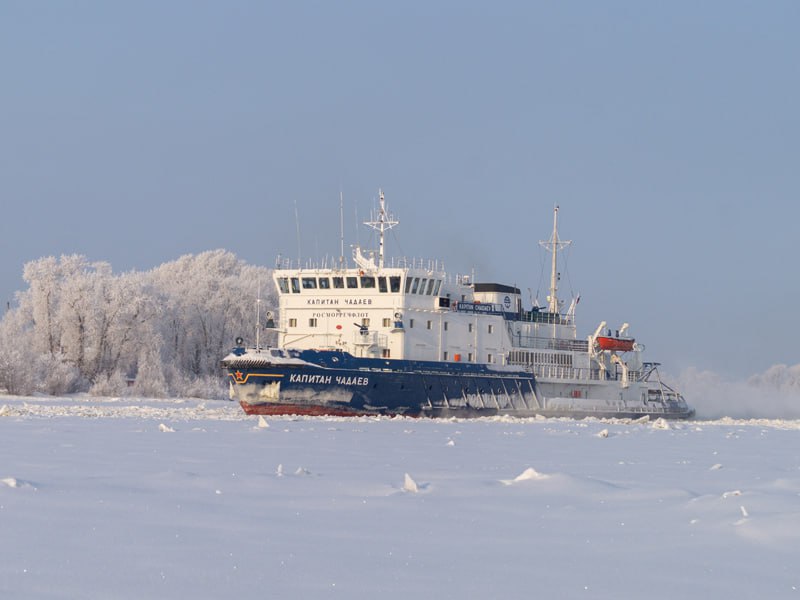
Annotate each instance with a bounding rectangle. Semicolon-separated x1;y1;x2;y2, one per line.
378;277;388;293
405;277;413;293
277;278;290;293
418;279;427;294
290;278;300;293
433;280;442;295
426;279;435;295
332;277;345;289
390;276;401;293
346;277;359;288
318;277;330;289
301;277;317;289
411;278;420;294
360;276;376;288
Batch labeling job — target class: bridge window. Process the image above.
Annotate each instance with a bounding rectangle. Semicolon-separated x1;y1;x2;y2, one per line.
426;279;435;295
318;277;330;289
378;277;388;292
346;276;358;288
332;277;344;289
418;279;427;294
360;276;376;288
277;278;289;293
302;277;317;289
290;278;300;293
405;277;413;293
390;276;401;292
411;278;420;294
433;280;441;295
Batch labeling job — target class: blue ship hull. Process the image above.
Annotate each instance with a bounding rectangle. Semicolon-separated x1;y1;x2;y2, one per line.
223;348;541;417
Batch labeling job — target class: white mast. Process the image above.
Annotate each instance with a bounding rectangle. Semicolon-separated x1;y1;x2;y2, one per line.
339;190;345;270
364;189;398;269
539;205;571;313
255;280;261;350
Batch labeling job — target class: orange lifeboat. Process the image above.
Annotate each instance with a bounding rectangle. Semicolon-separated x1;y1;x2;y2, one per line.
596;336;635;352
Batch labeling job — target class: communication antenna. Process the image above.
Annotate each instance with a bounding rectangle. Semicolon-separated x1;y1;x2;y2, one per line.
255;280;261;350
294;199;301;267
339;190;345;270
354;203;360;248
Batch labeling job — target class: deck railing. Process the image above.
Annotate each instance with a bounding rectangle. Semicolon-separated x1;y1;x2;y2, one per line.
531;364;644;383
512;336;589;352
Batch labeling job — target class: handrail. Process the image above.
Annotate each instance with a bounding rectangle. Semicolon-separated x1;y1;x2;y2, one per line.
509;337;589;352
531;365;645;383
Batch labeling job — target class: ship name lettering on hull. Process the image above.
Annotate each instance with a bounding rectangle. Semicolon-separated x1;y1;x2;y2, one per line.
288;374;369;386
289;374;333;384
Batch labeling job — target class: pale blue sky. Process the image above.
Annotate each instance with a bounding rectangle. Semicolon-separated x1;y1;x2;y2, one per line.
2;1;799;378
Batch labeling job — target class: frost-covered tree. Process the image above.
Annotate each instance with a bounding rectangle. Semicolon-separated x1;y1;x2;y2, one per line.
1;249;274;398
0;306;39;395
22;255;65;357
148;249;273;380
748;364;800;393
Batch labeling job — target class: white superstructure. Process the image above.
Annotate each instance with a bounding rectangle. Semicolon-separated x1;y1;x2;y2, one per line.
263;193;687;417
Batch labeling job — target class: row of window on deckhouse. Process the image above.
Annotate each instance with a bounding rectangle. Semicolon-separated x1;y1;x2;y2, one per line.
277;275;443;296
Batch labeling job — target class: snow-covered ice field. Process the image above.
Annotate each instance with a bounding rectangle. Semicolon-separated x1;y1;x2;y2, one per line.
2;395;800;599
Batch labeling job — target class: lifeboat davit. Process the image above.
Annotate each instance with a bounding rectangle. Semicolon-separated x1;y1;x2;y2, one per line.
596;336;635;352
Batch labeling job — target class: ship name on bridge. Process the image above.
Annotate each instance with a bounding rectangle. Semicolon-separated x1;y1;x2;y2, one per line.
306;298;374;306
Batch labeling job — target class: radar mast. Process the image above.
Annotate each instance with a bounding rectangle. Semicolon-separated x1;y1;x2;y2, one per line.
363;189;398;269
539;206;572;313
